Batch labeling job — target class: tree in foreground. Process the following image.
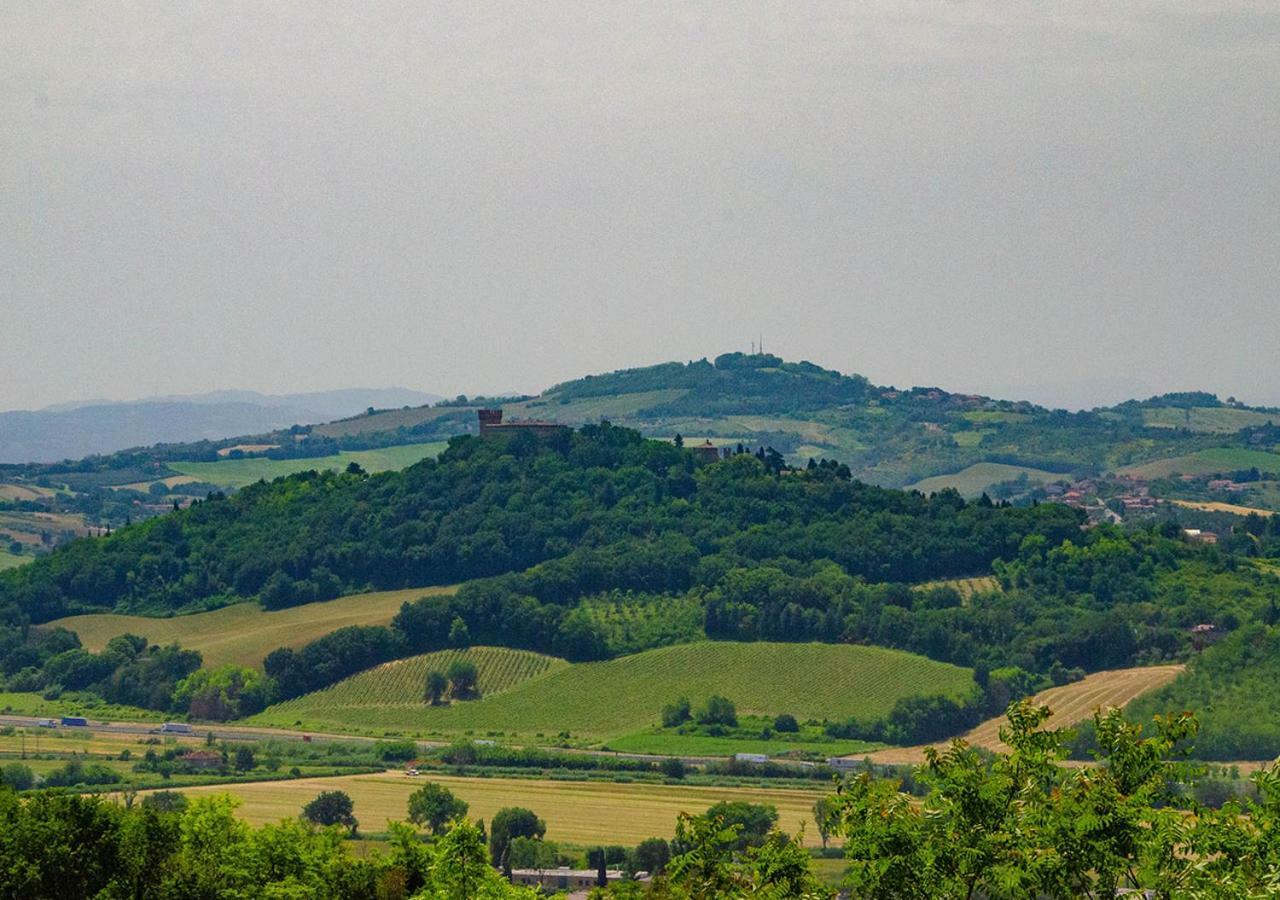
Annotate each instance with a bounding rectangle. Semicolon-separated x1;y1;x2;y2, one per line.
633;837;671;875
660;809;828;898
407;781;468;835
489;806;546;869
700;800;777;851
301;789;358;835
830;700;1280;899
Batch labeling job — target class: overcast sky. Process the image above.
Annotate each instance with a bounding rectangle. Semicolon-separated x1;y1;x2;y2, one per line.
3;3;1277;412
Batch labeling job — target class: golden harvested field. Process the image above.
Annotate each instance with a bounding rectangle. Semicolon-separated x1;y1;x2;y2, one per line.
114;475;203;492
313;406;464;438
0;727;205;758
0;483;58;501
138;771;831;847
858;664;1184;765
916;575;1000;599
1170;499;1274;517
45;586;454;669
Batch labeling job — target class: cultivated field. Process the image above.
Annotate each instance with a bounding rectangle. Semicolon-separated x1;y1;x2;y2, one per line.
265;647;566;717
0;549;29;571
0;483;60;501
115;474;203;492
508;389;690;423
0;509;89;544
312;406;464;438
1121;448;1280;480
167;442;447;490
138;771;832;847
252;641;974;741
1170;499;1275;517
858;664;1184;765
0;690;164;721
45;587;454;669
915;575;1000;599
907;463;1065;497
1142;406;1279;434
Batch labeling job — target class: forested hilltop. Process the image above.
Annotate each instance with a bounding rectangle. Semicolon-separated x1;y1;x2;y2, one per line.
4;353;1278;573
0;424;1078;622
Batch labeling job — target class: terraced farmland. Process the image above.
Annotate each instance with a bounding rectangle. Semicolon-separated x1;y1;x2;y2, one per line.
252;641;974;741
45;586;454;669
859;664;1184;765
267;647;566;717
1170;499;1275;518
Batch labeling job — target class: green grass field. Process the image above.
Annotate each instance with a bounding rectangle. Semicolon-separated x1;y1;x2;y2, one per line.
167;442;447;490
509;389;689;423
139;771;833;846
45;587;454;669
0;691;164;722
252;641;974;743
313;406;466;438
907;462;1065;497
1142;406;1279;433
0;548;30;571
1121;447;1280;480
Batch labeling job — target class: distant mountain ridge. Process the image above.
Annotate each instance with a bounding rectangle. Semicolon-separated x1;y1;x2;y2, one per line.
0;388;441;463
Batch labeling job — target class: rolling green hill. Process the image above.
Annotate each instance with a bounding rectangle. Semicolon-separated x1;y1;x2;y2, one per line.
1119;447;1280;480
1125;625;1280;760
251;641;974;741
1142;406;1279;433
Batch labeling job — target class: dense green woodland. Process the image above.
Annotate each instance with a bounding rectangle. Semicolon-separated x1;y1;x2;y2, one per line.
0;423;1081;622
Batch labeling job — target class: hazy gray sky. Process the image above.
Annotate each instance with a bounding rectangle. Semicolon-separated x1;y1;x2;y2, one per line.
3;3;1278;411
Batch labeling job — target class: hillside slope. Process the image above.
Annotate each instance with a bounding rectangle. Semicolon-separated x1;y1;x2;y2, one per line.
252;641;975;740
45;586;454;669
0;388;440;464
0;424;1080;622
859;664;1184;765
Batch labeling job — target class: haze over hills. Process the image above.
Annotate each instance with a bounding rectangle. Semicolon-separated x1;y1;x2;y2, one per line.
0;387;441;463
